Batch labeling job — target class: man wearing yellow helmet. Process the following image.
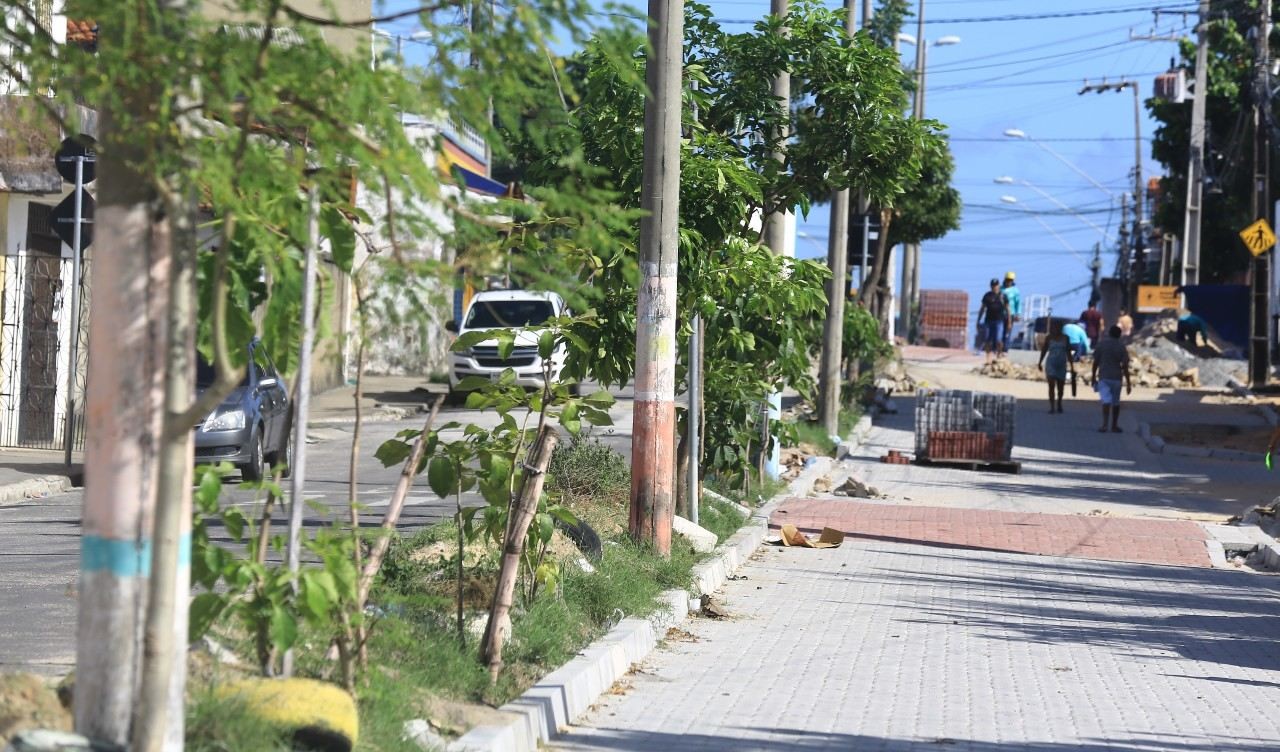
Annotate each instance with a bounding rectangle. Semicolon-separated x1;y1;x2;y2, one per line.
1000;272;1021;350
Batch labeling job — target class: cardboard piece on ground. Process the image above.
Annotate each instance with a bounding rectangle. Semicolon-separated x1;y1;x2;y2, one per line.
769;523;844;548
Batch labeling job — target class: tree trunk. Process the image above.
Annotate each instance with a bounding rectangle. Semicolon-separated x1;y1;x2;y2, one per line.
355;396;444;607
134;197;196;752
858;208;894;307
75;142;168;746
481;426;559;681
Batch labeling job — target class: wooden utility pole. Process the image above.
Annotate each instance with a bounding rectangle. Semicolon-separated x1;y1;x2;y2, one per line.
1249;0;1272;389
75;74;168;746
1181;0;1210;288
630;0;683;555
818;0;858;436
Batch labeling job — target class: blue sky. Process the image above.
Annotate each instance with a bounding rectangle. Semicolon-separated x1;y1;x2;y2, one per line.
382;0;1192;319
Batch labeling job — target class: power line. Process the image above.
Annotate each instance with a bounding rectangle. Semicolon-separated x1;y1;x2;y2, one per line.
717;4;1198;26
931;71;1167;93
951;136;1153;142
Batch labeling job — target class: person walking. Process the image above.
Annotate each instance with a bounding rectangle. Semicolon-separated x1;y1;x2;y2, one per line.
1079;300;1105;347
1091;325;1132;433
1037;320;1075;414
978;278;1010;363
1001;272;1021;350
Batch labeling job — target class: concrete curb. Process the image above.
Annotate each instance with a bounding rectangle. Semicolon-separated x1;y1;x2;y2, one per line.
310;404;415;427
447;457;833;752
0;474;77;507
1136;421;1260;462
837;414;875;460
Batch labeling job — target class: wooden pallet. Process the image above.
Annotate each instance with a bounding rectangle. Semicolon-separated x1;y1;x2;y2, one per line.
914;456;1022;474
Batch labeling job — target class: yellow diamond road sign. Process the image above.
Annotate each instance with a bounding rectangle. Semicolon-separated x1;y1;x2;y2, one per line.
1240;218;1276;256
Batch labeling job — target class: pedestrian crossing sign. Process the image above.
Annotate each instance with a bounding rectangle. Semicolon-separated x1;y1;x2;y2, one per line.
1240;218;1276;256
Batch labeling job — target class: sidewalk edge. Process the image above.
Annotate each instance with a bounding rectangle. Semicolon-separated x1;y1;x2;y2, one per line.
0;474;76;507
447;451;851;752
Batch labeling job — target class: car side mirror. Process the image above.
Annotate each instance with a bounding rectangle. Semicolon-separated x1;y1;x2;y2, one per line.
259;377;278;388
445;320;459;334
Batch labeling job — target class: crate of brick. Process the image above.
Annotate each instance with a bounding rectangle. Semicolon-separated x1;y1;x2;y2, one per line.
915;389;1016;464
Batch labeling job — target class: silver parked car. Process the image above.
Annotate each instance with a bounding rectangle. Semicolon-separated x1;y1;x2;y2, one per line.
194;339;291;481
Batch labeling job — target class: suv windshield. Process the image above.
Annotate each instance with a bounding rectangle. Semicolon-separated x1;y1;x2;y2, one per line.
464;300;555;329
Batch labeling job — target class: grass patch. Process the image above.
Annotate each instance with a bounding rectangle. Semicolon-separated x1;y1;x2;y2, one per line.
704;474;788;509
697;498;747;543
786;404;865;455
186;689;292;752
350;527;697;751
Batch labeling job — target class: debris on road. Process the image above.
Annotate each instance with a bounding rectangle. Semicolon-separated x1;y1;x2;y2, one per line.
768;524;845;548
879;450;910;466
833;476;882;498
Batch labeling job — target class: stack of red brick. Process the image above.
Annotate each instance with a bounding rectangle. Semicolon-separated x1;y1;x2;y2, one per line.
926;430;1007;462
880;450;911;465
917;290;969;350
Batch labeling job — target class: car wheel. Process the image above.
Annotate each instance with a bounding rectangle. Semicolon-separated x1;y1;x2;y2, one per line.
277;431;293;479
240;428;266;483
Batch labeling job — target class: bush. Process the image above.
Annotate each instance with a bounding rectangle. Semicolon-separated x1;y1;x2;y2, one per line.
547;432;630;505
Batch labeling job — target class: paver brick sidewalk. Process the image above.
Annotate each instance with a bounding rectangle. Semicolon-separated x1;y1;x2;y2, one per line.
556;525;1280;751
775;499;1212;568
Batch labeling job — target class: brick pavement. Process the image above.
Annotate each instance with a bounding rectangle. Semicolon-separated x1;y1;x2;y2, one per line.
849;359;1279;521
555;539;1280;752
774;499;1213;568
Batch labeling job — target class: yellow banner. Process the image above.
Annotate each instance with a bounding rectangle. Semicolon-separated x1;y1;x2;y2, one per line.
1137;285;1181;313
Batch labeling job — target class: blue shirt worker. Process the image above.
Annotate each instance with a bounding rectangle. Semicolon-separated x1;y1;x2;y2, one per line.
1062;321;1090;361
1177;312;1209;347
1001;272;1021;349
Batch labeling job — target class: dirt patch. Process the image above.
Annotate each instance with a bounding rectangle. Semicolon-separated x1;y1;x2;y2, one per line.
1149;423;1272;453
415;694;512;737
0;673;72;745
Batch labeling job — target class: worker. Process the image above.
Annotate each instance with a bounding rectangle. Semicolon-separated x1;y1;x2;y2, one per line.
1079;300;1105;347
1062;320;1091;362
1117;308;1134;338
1001;272;1021;351
1177;311;1209;347
978;278;1010;363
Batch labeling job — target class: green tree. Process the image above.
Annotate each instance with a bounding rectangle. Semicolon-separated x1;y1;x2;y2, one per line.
1147;6;1269;282
887;134;961;248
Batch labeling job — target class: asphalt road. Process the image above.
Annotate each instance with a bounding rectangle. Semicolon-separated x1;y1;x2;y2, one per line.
0;390;635;676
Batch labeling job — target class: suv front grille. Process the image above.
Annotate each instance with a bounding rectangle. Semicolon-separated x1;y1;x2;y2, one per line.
471;345;538;368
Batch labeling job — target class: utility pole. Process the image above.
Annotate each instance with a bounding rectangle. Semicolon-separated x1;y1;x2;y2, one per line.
1091;243;1103;303
900;0;926;342
764;0;791;256
818;0;858;436
1181;0;1210;288
1249;0;1271;389
1079;78;1144;306
630;0;682;556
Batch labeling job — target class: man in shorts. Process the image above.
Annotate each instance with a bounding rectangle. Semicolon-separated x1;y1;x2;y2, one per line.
977;278;1009;363
1090;325;1132;433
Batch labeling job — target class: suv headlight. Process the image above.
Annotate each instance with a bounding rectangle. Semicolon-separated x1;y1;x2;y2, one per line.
204;408;246;432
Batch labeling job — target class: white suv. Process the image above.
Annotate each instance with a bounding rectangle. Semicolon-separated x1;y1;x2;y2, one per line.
446;290;571;395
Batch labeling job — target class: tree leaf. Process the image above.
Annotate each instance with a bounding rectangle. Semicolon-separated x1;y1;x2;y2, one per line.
188;593;228;642
375;439;413;467
320;205;356;273
428;455;457;498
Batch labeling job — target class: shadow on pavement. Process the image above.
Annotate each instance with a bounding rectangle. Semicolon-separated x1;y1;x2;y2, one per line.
558;727;1280;751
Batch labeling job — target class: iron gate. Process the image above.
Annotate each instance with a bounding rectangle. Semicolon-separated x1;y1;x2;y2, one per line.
0;251;88;451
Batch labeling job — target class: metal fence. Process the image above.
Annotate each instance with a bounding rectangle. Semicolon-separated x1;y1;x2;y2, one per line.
0;252;88;452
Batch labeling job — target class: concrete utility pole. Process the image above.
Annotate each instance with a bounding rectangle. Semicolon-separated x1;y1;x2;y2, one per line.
1079;79;1143;307
1181;0;1210;288
900;0;926;342
1249;0;1272;389
75;85;168;746
818;0;858;437
630;0;682;556
764;0;791;255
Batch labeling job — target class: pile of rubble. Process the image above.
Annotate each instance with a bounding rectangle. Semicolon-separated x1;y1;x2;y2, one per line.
977;359;1043;381
874;355;918;395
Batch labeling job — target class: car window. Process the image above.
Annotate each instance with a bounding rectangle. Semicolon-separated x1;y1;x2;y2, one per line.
251;346;271;380
464;300;555;329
